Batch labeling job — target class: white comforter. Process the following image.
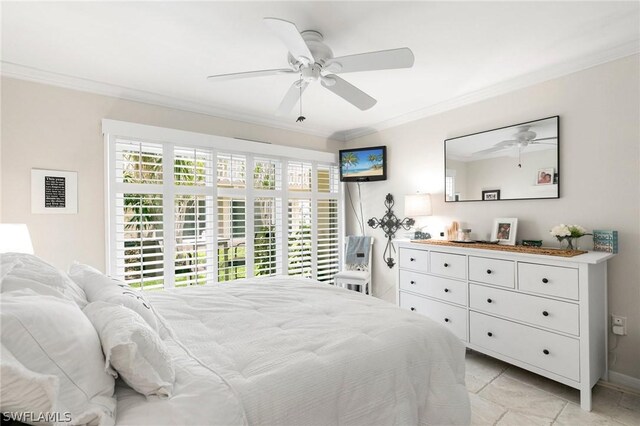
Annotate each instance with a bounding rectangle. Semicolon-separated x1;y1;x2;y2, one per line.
115;276;470;425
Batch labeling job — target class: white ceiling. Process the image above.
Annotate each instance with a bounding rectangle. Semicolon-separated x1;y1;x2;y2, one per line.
2;2;639;141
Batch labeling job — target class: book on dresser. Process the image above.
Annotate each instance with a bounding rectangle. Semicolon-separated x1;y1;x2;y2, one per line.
395;240;615;411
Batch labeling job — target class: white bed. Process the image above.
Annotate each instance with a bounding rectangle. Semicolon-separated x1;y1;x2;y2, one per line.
115;276;470;425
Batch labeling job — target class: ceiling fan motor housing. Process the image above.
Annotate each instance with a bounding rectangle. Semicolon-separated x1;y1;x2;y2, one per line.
288;30;334;68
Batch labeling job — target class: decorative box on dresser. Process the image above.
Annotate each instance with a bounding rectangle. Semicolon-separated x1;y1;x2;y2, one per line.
396;240;615;411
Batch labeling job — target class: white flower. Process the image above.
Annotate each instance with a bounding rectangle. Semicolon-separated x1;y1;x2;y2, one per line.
550;224;590;238
572;225;587;235
550;224;570;237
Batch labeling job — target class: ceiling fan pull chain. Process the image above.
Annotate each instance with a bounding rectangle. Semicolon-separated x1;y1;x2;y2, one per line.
296;74;306;122
518;147;522;168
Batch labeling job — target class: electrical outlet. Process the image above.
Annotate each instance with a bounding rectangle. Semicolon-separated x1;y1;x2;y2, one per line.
611;315;627;335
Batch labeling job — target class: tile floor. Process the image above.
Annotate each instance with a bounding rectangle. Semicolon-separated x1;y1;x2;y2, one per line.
466;350;640;425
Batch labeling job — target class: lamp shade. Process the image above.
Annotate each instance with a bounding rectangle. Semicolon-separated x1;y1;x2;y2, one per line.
405;193;432;217
0;224;34;254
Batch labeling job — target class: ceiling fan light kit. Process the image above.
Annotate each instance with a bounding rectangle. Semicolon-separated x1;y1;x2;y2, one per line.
207;17;415;120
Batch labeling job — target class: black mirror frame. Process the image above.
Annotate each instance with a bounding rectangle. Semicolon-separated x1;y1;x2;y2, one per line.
444;115;560;203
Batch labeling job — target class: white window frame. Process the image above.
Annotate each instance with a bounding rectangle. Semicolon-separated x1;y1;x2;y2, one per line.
103;119;343;289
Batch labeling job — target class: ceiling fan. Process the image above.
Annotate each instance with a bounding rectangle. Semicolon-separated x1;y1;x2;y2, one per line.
473;125;557;156
206;17;415;116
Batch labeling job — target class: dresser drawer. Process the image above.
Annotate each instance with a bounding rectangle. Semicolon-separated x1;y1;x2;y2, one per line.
399;270;467;306
399;292;467;340
430;251;466;280
469;312;579;381
469;256;515;288
469;284;579;335
399;248;429;271
518;263;579;300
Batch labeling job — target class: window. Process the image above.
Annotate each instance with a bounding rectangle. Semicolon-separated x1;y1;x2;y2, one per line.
445;169;456;202
105;120;342;290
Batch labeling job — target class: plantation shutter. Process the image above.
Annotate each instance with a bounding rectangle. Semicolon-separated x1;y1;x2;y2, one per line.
112;140;165;289
173;146;216;287
106;123;342;290
288;198;312;278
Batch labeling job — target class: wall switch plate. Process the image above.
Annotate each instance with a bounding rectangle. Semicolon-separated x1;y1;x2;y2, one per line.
611;315;627;335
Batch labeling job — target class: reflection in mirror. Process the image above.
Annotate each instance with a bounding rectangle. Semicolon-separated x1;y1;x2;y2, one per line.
445;116;559;202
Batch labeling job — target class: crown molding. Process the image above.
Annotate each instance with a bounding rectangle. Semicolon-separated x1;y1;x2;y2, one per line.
337;40;640;141
3;39;638;143
0;61;341;141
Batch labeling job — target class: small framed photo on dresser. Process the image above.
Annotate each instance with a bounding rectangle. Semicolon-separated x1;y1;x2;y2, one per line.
490;218;518;245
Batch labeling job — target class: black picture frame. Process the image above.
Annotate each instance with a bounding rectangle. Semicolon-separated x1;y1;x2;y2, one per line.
482;190;501;201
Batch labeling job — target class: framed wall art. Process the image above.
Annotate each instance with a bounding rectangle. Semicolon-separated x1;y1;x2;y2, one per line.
31;169;78;214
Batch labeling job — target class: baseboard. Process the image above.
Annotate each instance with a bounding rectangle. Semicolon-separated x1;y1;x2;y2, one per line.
603;370;640;393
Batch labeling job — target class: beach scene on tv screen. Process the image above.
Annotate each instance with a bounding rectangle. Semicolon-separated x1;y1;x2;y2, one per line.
340;148;384;177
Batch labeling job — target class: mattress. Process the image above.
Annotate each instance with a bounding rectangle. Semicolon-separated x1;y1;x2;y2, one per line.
115;276;470;425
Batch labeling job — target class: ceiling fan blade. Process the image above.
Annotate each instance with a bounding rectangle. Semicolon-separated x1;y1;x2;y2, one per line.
325;48;415;74
321;75;377;110
532;137;557;142
495;140;517;147
264;18;314;64
474;146;508;155
207;69;295;82
276;80;309;116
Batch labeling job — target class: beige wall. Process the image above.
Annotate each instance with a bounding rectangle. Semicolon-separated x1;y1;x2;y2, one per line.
345;55;640;382
0;77;341;272
2;55;639;382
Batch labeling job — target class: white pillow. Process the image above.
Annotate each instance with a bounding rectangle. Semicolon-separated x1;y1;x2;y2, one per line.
0;290;116;426
83;301;175;398
0;344;59;425
0;253;87;308
68;263;158;331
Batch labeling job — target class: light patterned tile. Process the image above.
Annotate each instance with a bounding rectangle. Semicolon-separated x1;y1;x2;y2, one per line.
608;406;640;426
469;392;507;426
619;392;640;412
479;375;566;420
503;366;580;403
497;410;552;426
554;402;626;426
466;351;509;393
592;386;624;416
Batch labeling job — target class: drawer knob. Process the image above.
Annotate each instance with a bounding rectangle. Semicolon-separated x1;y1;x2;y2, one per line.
444;288;449;293
444;263;449;267
542;311;549;317
543;349;550;355
410;280;416;285
444;318;450;323
410;257;416;262
487;298;493;303
542;278;549;284
487;332;493;337
486;269;492;274
410;307;416;311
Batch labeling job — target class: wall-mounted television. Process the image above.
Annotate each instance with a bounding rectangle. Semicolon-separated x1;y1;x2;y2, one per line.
339;146;387;182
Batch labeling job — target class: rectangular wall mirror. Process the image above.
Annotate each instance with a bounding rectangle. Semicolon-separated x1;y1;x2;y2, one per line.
445;116;559;202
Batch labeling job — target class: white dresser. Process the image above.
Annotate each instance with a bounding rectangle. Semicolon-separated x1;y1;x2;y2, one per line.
396;240;615;411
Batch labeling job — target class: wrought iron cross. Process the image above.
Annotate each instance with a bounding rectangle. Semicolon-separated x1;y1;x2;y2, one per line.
367;193;415;268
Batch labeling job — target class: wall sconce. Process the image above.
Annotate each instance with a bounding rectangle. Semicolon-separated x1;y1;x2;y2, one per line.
367;193;414;268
